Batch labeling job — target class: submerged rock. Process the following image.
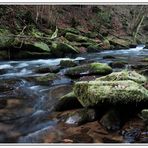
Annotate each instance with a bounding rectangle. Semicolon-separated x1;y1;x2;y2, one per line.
27;73;57;85
65;62;112;77
60;60;78;68
100;109;121;131
96;70;147;84
65;108;96;125
74;80;148;107
109;61;127;68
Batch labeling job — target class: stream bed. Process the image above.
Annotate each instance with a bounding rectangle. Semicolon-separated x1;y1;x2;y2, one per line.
0;45;147;143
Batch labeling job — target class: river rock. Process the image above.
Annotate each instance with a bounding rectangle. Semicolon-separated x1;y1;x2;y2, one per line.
51;42;79;57
65;108;96;125
103;55;116;59
74;80;148;107
109;61;127;68
107;36;130;48
27;73;57;85
34;65;60;74
96;70;147;84
100;109;121;131
54;91;82;111
60;60;78;68
65;62;112;77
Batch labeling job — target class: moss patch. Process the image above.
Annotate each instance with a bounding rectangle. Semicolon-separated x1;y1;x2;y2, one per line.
74;80;148;107
65;62;112;77
96;70;147;84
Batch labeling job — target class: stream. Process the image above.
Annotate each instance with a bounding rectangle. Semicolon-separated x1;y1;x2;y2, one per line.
0;45;147;143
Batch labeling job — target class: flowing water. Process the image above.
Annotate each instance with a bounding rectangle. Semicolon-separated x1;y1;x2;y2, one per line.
0;45;147;143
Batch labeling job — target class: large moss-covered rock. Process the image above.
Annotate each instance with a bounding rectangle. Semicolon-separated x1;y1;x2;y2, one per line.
74;80;148;107
65;62;112;77
51;42;79;57
141;109;148;125
65;32;96;44
32;42;50;52
107;36;130;48
96;70;147;84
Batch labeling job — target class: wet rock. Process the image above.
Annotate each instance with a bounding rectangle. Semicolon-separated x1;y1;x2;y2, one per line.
0;99;7;109
64;108;96;125
74;80;148;107
0;69;7;75
55;91;82;111
60;60;78;68
109;61;127;68
28;73;57;85
103;55;116;59
51;42;79;57
65;62;112;78
100;109;121;131
122;128;141;143
96;70;147;84
18;126;62;143
131;64;148;70
34;65;60;74
63;133;94;143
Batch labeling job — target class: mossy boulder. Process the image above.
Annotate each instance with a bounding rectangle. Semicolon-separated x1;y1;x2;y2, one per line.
74;80;148;107
96;70;147;84
34;65;60;74
32;42;50;52
54;91;82;111
65;62;112;77
87;44;101;52
0;28;14;48
51;42;79;57
60;60;78;68
107;36;130;48
65;32;96;44
27;73;57;85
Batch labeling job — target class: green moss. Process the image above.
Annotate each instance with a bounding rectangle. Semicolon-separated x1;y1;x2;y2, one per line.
96;70;147;84
35;73;57;85
65;32;96;44
33;42;50;52
60;60;77;68
51;42;79;57
141;58;148;62
65;62;112;77
74;80;148;107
